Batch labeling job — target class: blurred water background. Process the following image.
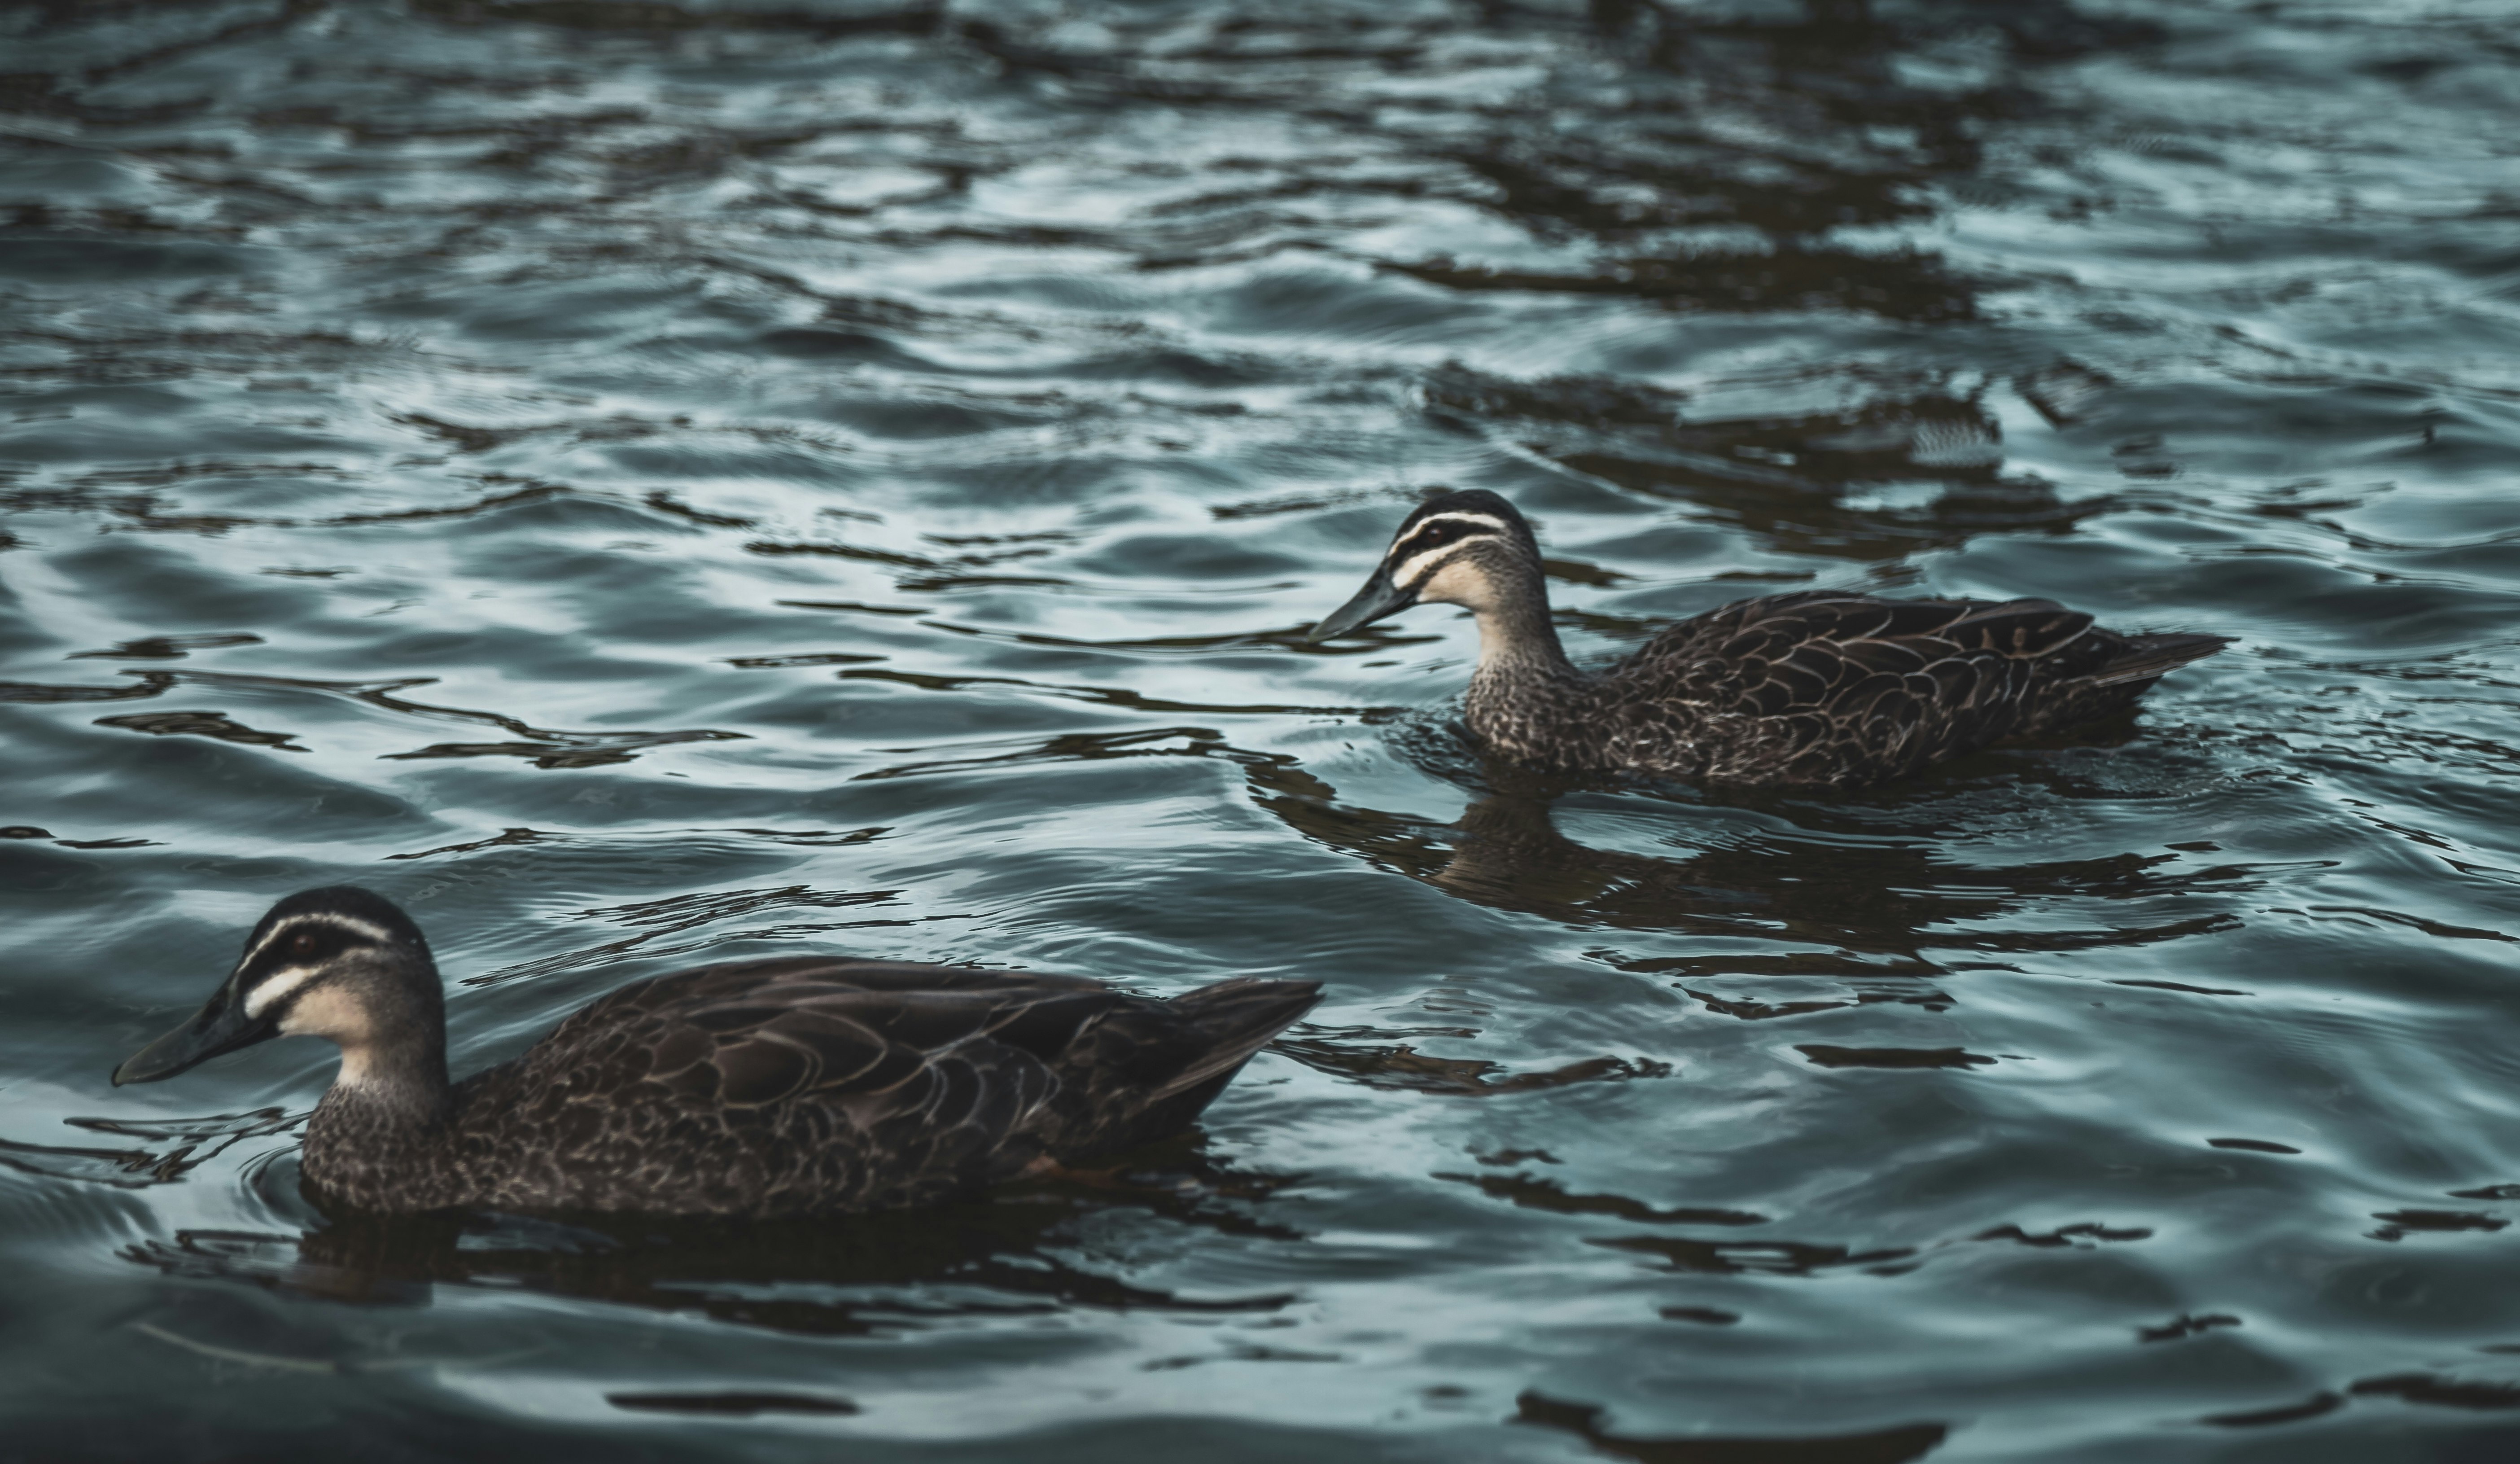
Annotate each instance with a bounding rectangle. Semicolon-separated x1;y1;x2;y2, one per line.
5;1;2520;1459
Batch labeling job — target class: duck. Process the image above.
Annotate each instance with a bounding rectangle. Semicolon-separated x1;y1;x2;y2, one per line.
112;886;1320;1217
1308;490;2229;789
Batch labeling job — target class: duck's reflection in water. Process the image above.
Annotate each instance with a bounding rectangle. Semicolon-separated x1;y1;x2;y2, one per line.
122;1135;1302;1337
1252;741;2245;967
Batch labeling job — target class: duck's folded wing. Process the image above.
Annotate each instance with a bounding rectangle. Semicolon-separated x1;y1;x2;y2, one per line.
491;967;1128;1195
626;978;1119;1131
1628;593;2115;780
557;956;1102;1027
466;962;1317;1212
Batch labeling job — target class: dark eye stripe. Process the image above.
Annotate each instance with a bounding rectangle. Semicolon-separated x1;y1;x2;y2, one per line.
246;917;378;969
1389;518;1500;561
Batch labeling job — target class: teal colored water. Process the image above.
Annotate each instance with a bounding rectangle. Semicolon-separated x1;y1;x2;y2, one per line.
5;2;2520;1460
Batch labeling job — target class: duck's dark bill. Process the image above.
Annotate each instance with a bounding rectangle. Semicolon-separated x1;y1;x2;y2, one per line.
112;986;274;1086
1308;566;1415;641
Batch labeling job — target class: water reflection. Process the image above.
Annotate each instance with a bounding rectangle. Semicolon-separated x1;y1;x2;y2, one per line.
121;1138;1301;1339
1249;745;2258;964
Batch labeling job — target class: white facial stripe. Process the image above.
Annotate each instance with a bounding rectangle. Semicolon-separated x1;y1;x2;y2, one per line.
1387;513;1510;588
1390;512;1508;551
1391;543;1461;588
235;912;397;1020
244;965;322;1019
237;912;395;970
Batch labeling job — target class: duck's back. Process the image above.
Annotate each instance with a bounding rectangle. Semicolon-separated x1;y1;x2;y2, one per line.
371;958;1315;1216
1597;591;2227;788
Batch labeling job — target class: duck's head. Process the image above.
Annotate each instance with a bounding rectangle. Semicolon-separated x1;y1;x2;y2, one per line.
1308;489;1541;641
114;886;442;1088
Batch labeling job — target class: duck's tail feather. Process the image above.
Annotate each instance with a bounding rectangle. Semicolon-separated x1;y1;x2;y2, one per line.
2086;631;2231;688
1155;978;1323;1100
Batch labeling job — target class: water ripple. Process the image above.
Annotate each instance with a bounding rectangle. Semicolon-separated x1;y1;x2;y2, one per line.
7;0;2520;1458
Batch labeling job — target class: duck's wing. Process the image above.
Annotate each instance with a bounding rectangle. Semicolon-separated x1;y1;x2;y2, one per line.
607;960;1317;1127
1043;975;1324;1155
1619;592;2206;785
546;957;1119;1109
486;959;1316;1213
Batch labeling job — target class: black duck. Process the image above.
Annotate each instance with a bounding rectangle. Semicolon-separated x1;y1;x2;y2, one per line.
1309;490;2228;789
112;886;1320;1216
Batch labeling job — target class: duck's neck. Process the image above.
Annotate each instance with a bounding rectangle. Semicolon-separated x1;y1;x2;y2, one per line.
301;991;455;1204
309;1034;451;1135
303;1052;456;1208
344;1031;452;1112
1461;565;1590;745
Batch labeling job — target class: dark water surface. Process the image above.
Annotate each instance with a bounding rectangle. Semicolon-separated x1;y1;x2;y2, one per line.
6;1;2520;1459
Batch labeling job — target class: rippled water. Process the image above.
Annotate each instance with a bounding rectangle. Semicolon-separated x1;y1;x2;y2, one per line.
6;1;2520;1458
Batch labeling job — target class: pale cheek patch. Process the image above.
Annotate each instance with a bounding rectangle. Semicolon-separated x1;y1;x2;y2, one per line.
1413;557;1493;611
243;967;319;1019
277;984;372;1046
